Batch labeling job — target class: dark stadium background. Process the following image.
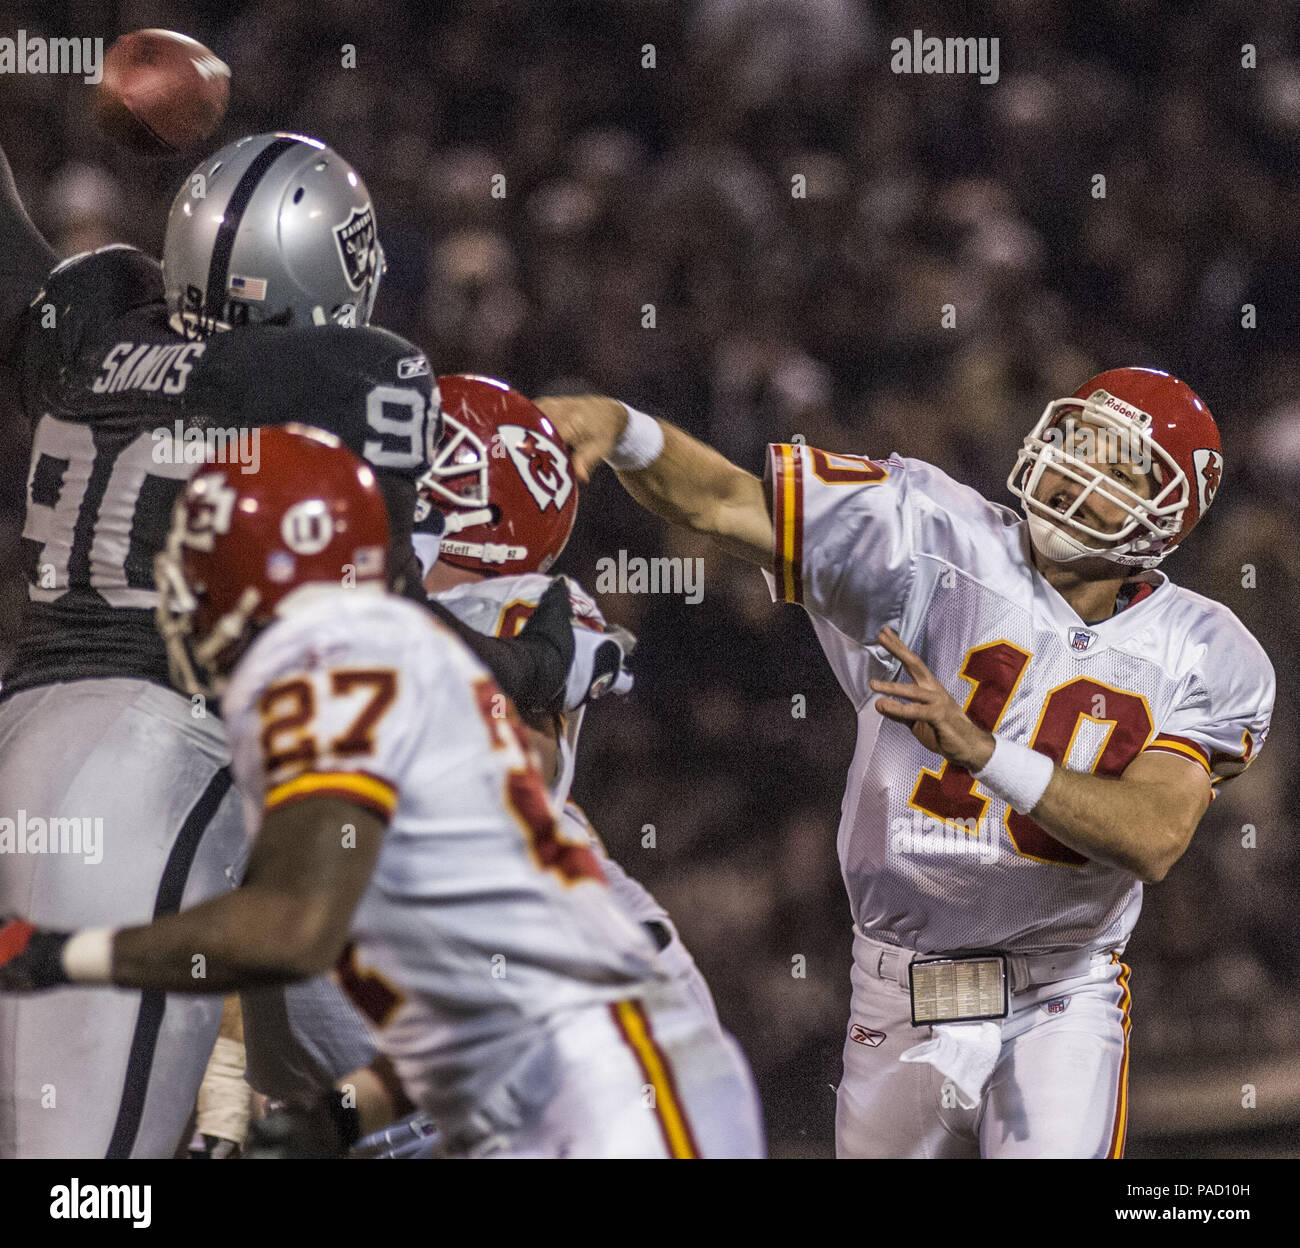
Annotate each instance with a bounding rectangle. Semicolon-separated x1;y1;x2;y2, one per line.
0;0;1296;1157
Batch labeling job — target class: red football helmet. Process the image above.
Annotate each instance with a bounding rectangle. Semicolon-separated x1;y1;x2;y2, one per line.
155;424;390;696
416;374;577;575
1008;367;1223;569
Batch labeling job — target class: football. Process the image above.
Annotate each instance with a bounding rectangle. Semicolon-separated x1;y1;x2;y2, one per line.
92;29;230;155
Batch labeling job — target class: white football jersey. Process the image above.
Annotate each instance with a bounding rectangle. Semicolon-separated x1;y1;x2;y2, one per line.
221;587;662;1127
434;572;607;805
764;445;1275;955
437;575;684;939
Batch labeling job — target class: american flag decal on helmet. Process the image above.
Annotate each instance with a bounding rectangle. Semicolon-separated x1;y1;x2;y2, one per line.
228;274;267;301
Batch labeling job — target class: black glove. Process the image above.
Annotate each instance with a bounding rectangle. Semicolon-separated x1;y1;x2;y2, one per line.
0;916;70;991
243;1092;361;1160
515;577;578;709
424;578;575;714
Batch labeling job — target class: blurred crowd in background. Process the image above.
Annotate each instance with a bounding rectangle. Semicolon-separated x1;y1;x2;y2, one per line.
1;0;1296;1155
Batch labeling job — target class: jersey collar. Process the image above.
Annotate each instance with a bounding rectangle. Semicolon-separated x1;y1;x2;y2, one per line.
1019;524;1170;653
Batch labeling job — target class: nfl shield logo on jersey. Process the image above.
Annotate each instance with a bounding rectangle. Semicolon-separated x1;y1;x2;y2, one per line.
1042;996;1071;1016
1069;628;1096;652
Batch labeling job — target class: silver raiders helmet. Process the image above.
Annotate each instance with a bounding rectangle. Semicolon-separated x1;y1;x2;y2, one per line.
162;132;385;336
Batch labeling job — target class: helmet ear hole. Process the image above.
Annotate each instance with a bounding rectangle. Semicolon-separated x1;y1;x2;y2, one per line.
293;187;304;204
486;503;502;525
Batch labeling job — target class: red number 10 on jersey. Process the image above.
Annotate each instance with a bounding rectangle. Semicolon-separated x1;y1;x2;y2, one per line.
908;642;1154;865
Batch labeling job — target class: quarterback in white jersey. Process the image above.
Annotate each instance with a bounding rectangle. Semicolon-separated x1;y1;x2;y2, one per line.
538;366;1275;1159
0;426;764;1159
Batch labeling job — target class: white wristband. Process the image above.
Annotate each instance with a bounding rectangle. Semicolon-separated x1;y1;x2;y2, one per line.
197;1035;253;1143
606;404;664;471
63;928;114;984
973;737;1054;815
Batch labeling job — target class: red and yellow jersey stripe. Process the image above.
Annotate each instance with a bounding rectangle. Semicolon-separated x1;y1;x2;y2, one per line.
610;999;700;1158
1140;734;1212;776
770;443;805;605
264;769;398;821
1107;957;1132;1159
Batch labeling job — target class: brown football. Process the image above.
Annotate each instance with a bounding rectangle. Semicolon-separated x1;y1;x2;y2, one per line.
92;29;230;155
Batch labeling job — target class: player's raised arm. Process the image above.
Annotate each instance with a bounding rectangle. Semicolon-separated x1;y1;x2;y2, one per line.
0;140;57;359
535;395;773;567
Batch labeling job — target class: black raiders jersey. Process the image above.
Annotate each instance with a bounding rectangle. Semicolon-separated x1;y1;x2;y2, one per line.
3;245;438;696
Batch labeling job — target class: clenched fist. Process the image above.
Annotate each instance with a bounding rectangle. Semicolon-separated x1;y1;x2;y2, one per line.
533;395;628;482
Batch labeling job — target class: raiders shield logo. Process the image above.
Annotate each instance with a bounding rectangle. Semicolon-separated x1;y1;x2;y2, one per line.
498;424;574;511
333;205;377;291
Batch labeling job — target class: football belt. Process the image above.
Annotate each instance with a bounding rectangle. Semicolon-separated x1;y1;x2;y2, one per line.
908;955;1009;1025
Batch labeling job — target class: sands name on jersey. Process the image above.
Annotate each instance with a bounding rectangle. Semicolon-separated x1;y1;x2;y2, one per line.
91;340;206;395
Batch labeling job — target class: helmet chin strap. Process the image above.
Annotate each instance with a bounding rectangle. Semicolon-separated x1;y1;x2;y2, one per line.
1025;512;1101;564
1025;512;1166;570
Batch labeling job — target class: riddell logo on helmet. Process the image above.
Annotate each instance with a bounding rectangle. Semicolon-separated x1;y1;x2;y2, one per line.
1087;389;1152;430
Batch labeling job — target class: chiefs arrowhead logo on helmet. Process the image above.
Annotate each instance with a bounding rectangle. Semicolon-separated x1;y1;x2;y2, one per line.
418;375;579;575
497;424;574;513
1192;447;1223;515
